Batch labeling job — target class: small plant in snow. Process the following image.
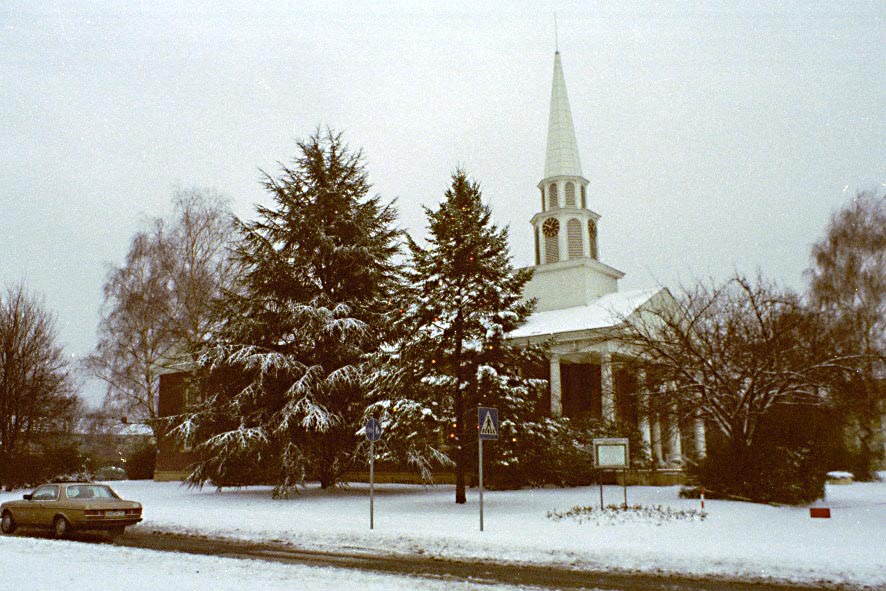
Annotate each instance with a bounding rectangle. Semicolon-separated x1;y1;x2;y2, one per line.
546;504;707;525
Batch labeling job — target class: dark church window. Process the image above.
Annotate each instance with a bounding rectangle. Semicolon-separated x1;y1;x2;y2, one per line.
580;185;586;208
548;183;559;209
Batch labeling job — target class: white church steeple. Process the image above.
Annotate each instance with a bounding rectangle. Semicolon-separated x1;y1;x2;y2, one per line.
544;52;583;179
524;50;625;312
531;51;599;266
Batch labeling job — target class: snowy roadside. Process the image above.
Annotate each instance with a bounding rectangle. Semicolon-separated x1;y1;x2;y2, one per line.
3;480;884;589
0;535;534;591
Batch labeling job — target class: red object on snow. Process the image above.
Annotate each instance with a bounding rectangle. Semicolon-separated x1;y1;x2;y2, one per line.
810;507;831;518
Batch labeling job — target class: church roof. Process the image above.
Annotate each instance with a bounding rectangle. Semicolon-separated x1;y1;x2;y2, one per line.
509;288;662;339
543;52;583;179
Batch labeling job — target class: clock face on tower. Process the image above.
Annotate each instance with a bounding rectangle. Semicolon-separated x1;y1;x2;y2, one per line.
542;217;559;237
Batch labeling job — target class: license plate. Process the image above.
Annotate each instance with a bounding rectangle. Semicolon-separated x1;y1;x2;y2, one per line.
106;511;125;517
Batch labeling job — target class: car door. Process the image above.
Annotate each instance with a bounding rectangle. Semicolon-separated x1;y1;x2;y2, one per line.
29;485;60;527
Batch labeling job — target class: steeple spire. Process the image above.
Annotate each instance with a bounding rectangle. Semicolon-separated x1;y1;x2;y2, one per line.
543;51;582;179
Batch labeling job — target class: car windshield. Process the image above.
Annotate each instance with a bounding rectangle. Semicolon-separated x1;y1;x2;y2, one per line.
65;485;120;500
31;485;59;501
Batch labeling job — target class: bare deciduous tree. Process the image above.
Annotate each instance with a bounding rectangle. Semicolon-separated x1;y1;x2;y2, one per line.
0;283;79;489
611;275;852;462
87;189;236;442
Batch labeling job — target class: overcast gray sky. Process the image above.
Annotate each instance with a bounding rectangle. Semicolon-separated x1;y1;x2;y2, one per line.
2;1;884;406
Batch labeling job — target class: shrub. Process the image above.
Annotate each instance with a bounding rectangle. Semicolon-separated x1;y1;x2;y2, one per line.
490;417;650;489
94;466;128;481
691;443;826;504
689;404;840;504
2;441;88;490
124;443;157;480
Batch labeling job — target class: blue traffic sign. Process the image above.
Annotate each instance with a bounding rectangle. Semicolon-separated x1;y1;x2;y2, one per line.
478;407;499;440
365;417;382;442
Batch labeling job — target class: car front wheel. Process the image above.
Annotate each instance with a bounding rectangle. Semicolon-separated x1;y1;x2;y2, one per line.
1;511;15;534
52;516;71;539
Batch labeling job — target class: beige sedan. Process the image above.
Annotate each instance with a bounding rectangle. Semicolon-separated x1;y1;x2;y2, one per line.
1;482;142;538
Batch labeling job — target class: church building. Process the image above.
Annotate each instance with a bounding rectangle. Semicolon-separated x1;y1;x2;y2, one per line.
508;51;707;473
153;50;707;483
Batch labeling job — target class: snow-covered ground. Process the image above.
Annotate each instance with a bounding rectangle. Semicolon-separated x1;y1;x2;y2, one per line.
0;536;532;591
2;479;885;588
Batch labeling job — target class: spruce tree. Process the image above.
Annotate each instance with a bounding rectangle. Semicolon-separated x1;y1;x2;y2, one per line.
372;170;544;504
178;129;399;493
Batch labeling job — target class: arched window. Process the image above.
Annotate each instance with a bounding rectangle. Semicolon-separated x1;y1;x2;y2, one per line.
580;185;586;209
548;183;559;209
567;219;582;259
564;182;576;208
539;187;545;212
588;221;598;259
542;218;560;263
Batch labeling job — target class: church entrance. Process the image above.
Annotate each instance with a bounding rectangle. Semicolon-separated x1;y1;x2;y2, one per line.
560;362;601;419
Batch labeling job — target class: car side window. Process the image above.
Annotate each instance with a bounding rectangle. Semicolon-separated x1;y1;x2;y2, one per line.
32;485;59;501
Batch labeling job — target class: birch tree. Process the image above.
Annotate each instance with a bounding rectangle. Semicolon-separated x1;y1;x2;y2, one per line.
87;189;235;442
808;189;886;474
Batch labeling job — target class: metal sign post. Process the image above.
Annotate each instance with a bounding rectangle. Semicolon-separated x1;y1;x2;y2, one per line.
479;436;484;531
477;407;499;532
365;417;382;530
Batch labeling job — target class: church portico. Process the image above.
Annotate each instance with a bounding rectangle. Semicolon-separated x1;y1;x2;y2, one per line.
537;343;691;468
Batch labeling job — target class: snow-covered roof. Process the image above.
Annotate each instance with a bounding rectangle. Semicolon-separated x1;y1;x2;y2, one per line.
508;288;662;339
119;423;155;437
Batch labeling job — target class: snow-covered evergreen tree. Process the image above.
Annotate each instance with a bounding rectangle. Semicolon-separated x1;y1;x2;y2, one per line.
370;170;546;504
177;129;400;493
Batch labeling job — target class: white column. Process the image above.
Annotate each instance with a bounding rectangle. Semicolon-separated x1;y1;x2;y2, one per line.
557;217;568;262
636;369;652;459
668;398;682;464
601;350;615;422
693;416;707;459
537;224;546;263
651;416;663;465
549;355;562;417
881;408;886;466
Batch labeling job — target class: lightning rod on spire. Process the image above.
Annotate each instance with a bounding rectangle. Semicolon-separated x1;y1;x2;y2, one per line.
554;12;559;53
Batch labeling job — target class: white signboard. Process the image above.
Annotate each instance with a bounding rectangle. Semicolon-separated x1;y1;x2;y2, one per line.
593;437;629;468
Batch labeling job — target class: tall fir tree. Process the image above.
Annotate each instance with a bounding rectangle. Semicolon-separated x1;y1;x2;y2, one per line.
177;129;400;493
371;170;546;504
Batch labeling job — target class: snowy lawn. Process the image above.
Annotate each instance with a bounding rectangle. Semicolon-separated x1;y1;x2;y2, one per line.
3;479;885;588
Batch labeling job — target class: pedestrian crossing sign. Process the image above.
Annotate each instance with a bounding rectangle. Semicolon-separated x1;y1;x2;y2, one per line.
478;407;499;440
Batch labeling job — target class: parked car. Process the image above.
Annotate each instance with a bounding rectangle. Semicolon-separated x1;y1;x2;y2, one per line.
0;482;142;538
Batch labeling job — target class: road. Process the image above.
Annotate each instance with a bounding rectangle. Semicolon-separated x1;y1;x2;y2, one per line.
93;529;838;591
